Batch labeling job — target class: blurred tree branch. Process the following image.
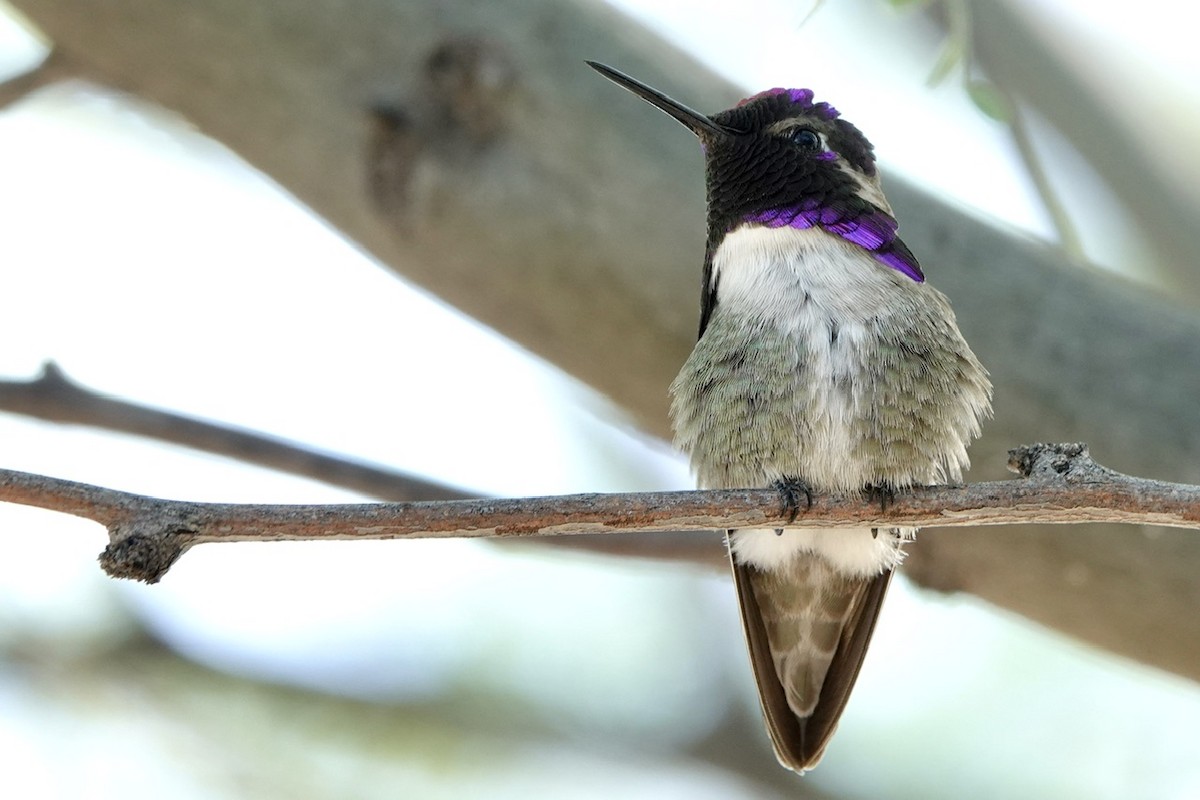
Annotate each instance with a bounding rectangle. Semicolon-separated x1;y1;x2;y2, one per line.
4;0;1199;679
952;0;1199;296
0;45;70;107
0;362;474;502
918;0;1084;259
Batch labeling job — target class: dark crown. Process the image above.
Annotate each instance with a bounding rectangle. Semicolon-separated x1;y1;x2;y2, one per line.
713;89;877;176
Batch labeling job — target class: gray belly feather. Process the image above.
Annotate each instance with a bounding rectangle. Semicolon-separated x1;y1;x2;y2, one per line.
670;290;989;494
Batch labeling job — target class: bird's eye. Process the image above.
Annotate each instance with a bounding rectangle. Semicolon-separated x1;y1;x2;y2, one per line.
787;128;822;151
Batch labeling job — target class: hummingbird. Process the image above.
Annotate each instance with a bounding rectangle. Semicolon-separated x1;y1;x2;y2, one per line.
588;62;992;773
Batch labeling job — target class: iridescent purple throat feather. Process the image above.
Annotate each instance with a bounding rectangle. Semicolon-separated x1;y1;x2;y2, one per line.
746;204;925;283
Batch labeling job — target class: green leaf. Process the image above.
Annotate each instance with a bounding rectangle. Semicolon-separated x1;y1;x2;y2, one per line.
967;80;1013;123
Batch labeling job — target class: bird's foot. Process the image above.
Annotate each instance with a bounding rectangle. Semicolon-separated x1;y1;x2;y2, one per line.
863;481;898;512
773;476;813;523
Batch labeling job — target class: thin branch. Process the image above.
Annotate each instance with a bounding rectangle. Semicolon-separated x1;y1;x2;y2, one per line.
922;0;1084;260
969;0;1200;296
1007;100;1084;260
0;362;474;502
1;443;1196;584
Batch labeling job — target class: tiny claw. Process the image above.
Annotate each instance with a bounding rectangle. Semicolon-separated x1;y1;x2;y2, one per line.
773;476;813;523
864;482;897;512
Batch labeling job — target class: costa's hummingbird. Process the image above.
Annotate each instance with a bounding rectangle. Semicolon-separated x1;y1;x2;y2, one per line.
588;62;992;773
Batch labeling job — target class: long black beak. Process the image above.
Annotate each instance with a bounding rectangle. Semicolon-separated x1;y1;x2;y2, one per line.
586;61;733;139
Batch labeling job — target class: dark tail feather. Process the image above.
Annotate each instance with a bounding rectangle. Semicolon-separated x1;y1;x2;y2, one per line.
732;558;893;772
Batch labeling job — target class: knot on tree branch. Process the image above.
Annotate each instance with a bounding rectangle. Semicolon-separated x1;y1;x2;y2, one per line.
1006;442;1119;482
99;511;198;584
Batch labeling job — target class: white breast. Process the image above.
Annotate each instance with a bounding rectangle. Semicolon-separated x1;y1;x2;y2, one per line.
711;225;917;492
711;224;904;334
706;225;926;575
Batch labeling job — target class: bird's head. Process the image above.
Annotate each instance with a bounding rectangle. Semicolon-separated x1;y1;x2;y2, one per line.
588;62;922;287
